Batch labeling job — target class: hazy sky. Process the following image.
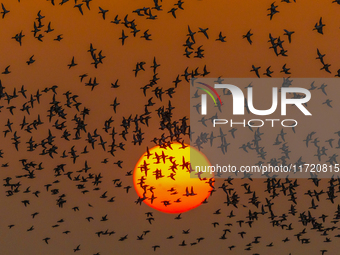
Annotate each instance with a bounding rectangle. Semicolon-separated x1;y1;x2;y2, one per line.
1;0;340;254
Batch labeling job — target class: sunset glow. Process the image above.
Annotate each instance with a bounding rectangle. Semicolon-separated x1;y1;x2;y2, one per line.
133;143;214;213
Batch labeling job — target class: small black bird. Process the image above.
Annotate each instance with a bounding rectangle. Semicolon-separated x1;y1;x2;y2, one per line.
216;32;226;42
98;7;108;20
314;17;325;34
27;55;35;65
119;30;128;45
283;29;294;43
267;2;279;20
281;64;291;74
74;4;84;15
168;8;177;18
243;30;253;44
250;65;261;78
68;56;77;69
198;27;209;39
1;3;9;19
264;66;274;77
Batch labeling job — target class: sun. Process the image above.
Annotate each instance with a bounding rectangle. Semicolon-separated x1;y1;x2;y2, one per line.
133;142;214;213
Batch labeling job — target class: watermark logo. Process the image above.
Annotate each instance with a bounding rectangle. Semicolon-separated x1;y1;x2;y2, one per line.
197;82;222;115
199;84;312;116
190;78;338;179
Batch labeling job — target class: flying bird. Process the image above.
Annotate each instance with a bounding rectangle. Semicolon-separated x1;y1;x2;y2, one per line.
1;3;9;18
243;30;253;44
314;17;325;34
98;7;108;20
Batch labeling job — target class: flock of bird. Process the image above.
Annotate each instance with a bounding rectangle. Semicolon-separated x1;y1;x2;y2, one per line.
1;0;340;254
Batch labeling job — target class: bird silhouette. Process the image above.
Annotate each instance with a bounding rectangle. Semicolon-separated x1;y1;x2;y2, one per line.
1;3;9;18
243;30;253;44
314;17;325;34
98;7;108;20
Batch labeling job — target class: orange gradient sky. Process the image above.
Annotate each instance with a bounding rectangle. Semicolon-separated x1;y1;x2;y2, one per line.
1;1;340;255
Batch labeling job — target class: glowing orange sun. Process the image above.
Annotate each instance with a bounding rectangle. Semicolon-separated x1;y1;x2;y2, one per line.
133;142;214;213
